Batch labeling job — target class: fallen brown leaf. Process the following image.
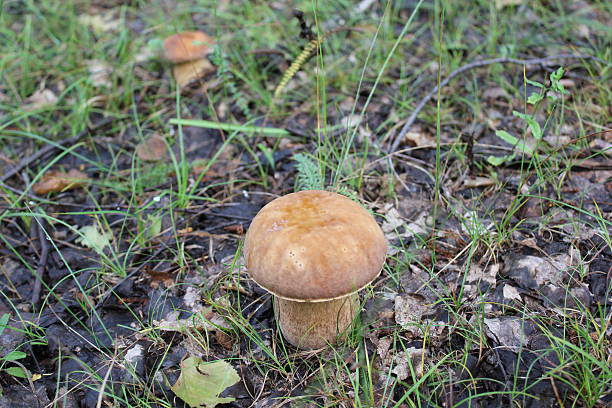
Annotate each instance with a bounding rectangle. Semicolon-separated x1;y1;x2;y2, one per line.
32;169;88;195
401;126;434;147
215;330;234;350
135;134;167;161
163;31;215;63
23;89;58;111
462;176;496;189
223;224;244;234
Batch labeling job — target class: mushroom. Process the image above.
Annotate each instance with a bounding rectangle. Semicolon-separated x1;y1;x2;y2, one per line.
244;190;387;350
162;31;215;63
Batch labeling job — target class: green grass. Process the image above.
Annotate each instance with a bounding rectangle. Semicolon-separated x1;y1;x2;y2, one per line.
0;0;610;406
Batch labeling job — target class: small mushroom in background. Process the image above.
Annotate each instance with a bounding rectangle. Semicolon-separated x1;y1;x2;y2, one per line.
162;31;215;63
162;31;217;87
244;190;387;350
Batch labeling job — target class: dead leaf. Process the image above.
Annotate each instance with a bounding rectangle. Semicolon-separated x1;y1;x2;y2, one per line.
503;248;583;290
541;282;592;309
183;286;204;311
401;127;434;147
381;206;404;234
482;87;510;100
340;114;362;129
517;237;538;249
381;204;431;245
163;31;215;63
155;310;209;332
86;60;113;87
214;330;234;350
146;270;174;289
77;11;121;33
376;337;393;366
484;317;532;348
460;211;490;236
135;134;167;161
23;89;58;111
154;307;231;333
223;224;244;234
462;176;496;189
86;95;108;108
575;24;590;38
173;58;216;88
405;212;431;239
392;347;428;380
466;263;499;286
395;293;431;336
376;337;428;381
32;168;88;195
495;0;522;9
502;284;522;301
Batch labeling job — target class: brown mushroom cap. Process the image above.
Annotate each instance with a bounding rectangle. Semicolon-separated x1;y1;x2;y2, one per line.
163;31;215;63
244;190;387;301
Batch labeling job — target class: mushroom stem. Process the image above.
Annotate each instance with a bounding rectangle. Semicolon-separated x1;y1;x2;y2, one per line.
274;294;360;350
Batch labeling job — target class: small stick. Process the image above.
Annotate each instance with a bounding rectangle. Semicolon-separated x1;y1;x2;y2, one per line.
32;218;50;306
388;54;607;154
549;376;565;408
96;356;116;408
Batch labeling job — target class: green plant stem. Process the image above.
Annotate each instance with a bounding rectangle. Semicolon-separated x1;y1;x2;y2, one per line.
169;119;291;136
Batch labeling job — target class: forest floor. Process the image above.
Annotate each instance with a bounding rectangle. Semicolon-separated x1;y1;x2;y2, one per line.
0;1;610;407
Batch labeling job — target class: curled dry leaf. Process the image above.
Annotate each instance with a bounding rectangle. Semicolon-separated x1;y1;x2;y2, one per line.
135;134;167;161
33;168;88;195
23;89;58;111
173;58;216;88
462;176;496;189
163;31;215;63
